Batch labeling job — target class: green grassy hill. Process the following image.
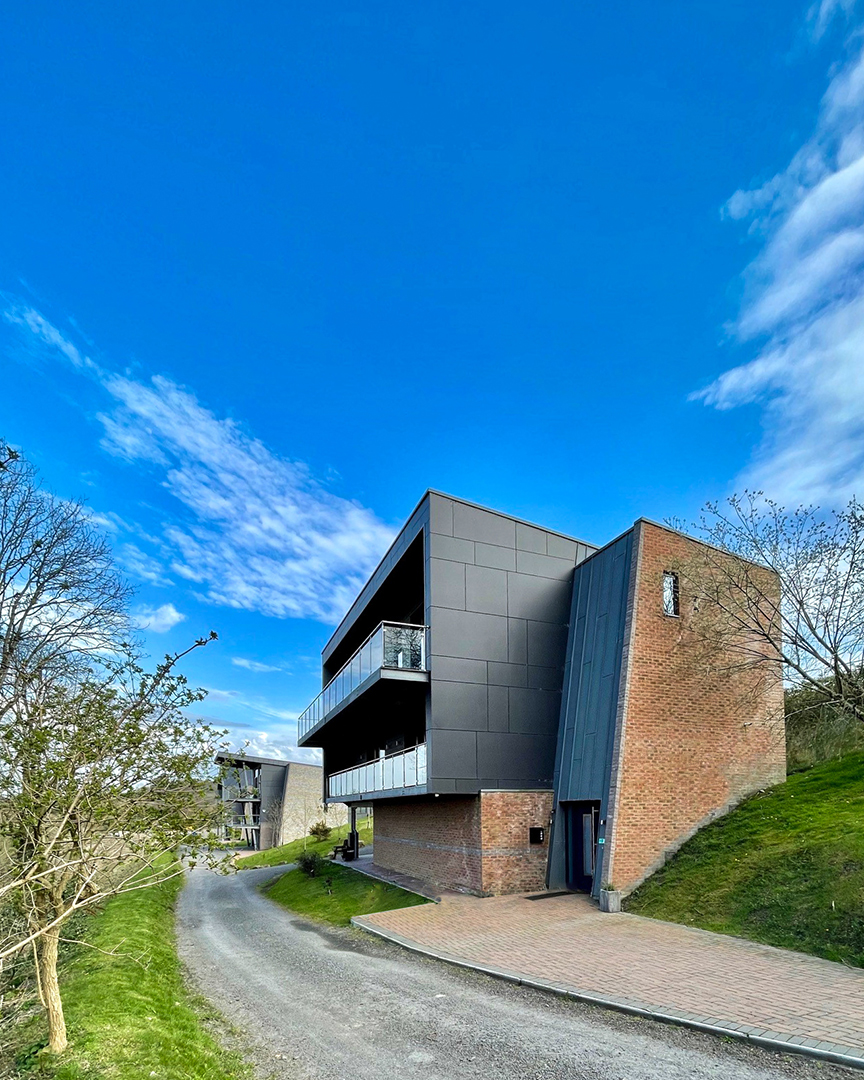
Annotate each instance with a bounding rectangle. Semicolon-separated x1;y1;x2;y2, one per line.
625;751;864;966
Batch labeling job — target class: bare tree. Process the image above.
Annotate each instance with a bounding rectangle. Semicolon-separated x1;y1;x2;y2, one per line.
0;638;224;1052
674;493;864;725
0;443;225;1053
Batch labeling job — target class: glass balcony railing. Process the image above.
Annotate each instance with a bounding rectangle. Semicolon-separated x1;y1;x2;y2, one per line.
327;744;427;799
298;622;428;741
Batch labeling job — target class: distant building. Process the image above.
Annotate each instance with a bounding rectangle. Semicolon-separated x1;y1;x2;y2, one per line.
297;490;785;899
215;752;347;850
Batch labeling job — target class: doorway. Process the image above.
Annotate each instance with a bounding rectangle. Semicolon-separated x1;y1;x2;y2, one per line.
564;801;600;892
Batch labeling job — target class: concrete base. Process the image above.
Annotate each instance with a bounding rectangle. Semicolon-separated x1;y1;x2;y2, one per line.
599;889;623;913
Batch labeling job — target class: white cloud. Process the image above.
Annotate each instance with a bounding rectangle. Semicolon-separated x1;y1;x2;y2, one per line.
695;24;864;505
1;303;395;623
131;602;187;633
231;657;285;673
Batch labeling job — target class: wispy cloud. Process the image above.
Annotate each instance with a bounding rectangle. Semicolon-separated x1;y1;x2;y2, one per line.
2;301;395;623
231;657;286;673
132;602;187;633
695;14;864;505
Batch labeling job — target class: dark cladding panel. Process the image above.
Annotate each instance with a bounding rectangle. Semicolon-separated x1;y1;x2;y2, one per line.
431;680;488;731
476;731;557;785
431;606;509;663
429;729;477;779
547;528;634;890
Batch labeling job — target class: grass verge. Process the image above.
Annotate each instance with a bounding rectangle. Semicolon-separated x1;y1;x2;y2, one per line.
237;819;372;869
13;863;250;1080
626;751;864;966
264;862;429;927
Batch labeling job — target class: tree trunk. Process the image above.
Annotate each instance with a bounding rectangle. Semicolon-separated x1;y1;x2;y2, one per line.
38;925;67;1053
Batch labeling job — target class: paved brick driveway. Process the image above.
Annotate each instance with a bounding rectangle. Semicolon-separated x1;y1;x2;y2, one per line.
354;891;864;1064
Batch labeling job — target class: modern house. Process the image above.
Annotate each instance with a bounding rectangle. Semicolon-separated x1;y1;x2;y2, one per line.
215;752;346;850
297;491;785;899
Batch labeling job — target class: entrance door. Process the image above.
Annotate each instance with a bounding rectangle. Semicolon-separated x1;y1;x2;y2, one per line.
564;801;600;892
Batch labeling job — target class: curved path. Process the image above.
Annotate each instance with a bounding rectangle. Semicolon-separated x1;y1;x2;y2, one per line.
176;864;848;1080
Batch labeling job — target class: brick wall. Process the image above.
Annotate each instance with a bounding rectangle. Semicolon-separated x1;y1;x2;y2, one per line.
605;521;786;894
480;790;553;894
374;790;552;894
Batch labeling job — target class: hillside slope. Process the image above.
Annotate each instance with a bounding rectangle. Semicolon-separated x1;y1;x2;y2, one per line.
625;751;864;966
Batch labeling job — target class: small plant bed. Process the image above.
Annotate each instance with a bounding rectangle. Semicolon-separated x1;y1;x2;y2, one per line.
10;864;249;1080
238;819;373;869
626;751;864;967
263;861;429;927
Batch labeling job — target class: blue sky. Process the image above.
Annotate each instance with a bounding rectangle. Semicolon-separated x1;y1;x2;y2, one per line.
2;0;863;760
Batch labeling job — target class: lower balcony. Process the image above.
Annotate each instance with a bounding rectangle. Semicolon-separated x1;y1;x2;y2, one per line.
327;744;427;801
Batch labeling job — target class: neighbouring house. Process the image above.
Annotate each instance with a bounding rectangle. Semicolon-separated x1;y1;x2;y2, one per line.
297;491;785;899
215;752;347;850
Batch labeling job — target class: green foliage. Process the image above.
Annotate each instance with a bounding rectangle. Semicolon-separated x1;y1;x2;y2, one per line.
626;752;864;966
296;851;328;876
238;819;373;869
308;820;332;841
11;860;250;1079
264;862;429;927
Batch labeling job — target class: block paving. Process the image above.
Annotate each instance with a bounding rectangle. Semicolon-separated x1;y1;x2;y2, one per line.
354;889;864;1067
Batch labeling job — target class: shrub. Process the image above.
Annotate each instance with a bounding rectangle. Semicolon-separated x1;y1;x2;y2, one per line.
296;851;327;876
308;820;332;841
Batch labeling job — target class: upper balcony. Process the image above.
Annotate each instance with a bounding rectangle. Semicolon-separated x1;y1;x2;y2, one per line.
298;621;429;744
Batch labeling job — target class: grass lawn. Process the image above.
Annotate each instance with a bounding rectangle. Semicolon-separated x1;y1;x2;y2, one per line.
626;751;864;967
264;861;429;926
13;862;249;1080
238;818;373;869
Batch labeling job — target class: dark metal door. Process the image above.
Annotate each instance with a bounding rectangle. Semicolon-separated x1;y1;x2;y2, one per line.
564;801;600;892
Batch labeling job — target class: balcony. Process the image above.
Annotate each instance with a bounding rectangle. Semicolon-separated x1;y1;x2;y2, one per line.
327;744;427;800
298;622;429;743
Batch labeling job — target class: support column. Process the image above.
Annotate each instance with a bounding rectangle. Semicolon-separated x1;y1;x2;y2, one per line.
346;804;359;861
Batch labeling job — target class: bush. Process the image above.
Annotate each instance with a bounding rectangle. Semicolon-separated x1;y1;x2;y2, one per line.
296;851;328;876
308;820;332;841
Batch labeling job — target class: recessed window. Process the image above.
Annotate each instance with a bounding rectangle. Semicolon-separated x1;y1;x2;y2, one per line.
663;571;679;617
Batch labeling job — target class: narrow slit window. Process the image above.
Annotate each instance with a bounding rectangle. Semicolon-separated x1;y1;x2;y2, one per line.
663;571;679;617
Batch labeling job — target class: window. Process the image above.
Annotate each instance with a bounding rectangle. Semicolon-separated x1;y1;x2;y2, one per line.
663;571;679;617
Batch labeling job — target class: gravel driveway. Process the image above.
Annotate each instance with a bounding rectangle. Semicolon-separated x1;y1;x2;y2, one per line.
175;864;852;1080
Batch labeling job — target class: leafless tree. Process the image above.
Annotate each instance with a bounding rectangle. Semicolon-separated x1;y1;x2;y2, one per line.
0;443;225;1053
673;493;864;725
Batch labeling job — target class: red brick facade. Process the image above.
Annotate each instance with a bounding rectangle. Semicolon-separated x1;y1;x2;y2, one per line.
374;790;552;895
602;521;786;895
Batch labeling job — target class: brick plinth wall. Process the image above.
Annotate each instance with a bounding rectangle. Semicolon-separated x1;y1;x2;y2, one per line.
605;521;786;896
374;790;553;894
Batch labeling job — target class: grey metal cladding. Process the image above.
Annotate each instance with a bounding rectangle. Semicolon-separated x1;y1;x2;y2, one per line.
429;533;475;564
431;680;488;730
552;528;633;806
509;687;561;734
429;729;477;779
431;656;488;683
476;732;556;783
507;572;572;624
487;684;509;731
507;619;527;664
430;607;509;662
465;564;508;616
526;620;569;668
428;492;454;536
487;661;527;687
528;665;562;690
429;558;466;610
547;533;580;561
516;522;547;553
452;502;516;548
474;543;516;571
516;549;580;580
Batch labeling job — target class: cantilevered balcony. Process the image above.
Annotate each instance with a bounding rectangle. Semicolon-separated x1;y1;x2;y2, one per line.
298;622;429;744
327;744;427;800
